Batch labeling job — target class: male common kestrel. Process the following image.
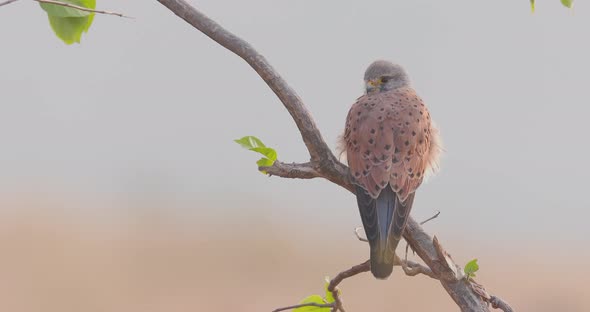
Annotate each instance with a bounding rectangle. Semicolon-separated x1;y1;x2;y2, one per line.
338;60;442;279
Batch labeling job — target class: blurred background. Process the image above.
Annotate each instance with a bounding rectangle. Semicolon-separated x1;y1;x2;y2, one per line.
1;0;589;311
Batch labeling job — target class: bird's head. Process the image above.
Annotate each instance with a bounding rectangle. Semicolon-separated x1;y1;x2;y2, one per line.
364;60;410;94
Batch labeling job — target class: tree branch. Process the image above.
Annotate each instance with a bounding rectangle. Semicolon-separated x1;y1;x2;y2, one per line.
34;0;131;18
259;161;353;193
470;280;515;312
272;261;370;312
356;226;439;281
272;255;442;312
394;254;438;280
154;1;512;311
0;0;130;17
155;0;336;166
490;296;514;312
0;0;19;7
261;161;322;180
327;260;371;311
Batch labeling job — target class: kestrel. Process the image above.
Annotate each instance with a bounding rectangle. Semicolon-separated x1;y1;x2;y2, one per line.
338;60;442;279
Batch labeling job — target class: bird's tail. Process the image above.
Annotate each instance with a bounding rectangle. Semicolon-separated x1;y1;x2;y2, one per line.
356;185;414;279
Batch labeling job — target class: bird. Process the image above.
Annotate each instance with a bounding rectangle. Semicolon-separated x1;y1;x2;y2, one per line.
338;60;442;279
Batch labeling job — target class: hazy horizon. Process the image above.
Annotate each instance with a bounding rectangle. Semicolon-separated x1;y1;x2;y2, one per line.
1;1;589;311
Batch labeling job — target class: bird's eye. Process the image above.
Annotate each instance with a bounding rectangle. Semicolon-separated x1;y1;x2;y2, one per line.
381;76;390;83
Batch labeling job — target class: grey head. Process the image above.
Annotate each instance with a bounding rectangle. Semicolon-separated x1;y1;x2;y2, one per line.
364;60;410;94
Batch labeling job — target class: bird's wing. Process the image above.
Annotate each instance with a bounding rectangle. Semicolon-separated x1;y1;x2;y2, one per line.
343;87;436;201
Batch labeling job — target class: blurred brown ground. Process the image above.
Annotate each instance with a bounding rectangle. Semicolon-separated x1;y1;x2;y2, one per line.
0;197;588;312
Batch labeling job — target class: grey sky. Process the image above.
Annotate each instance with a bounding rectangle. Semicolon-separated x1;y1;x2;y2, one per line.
1;0;589;246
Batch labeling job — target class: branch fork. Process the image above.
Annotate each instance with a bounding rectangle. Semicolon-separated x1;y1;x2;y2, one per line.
152;0;513;311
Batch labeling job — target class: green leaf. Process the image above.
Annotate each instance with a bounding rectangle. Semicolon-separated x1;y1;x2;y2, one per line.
256;157;274;168
293;295;330;312
324;277;338;304
251;147;277;162
40;0;95;44
235;136;278;173
46;15;93;44
561;0;574;8
530;0;535;12
234;136;266;149
464;259;479;279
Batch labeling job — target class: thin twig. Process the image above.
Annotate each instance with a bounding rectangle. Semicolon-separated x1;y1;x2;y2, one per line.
356;211;439;245
0;0;19;7
395;254;439;280
354;227;368;242
272;261;370;312
271;302;334;312
470;280;515;312
420;210;441;225
327;260;371;312
33;0;132;18
354;228;438;280
405;210;441;258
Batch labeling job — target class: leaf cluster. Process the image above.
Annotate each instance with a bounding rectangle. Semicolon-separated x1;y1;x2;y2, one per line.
235;136;278;174
464;258;479;280
293;278;338;312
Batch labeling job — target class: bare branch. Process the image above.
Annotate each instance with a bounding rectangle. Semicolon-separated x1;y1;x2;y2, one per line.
155;0;338;167
470;280;515;312
272;261;370;312
355;229;438;280
327;260;371;312
354;227;368;242
489;296;514;312
433;236;462;281
0;0;133;18
394;254;438;280
420;210;441;225
0;0;19;7
358;210;441;245
33;0;131;18
402;218;492;310
406;209;443;257
154;1;511;311
261;161;321;180
271;302;334;312
0;0;130;17
402;259;439;279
